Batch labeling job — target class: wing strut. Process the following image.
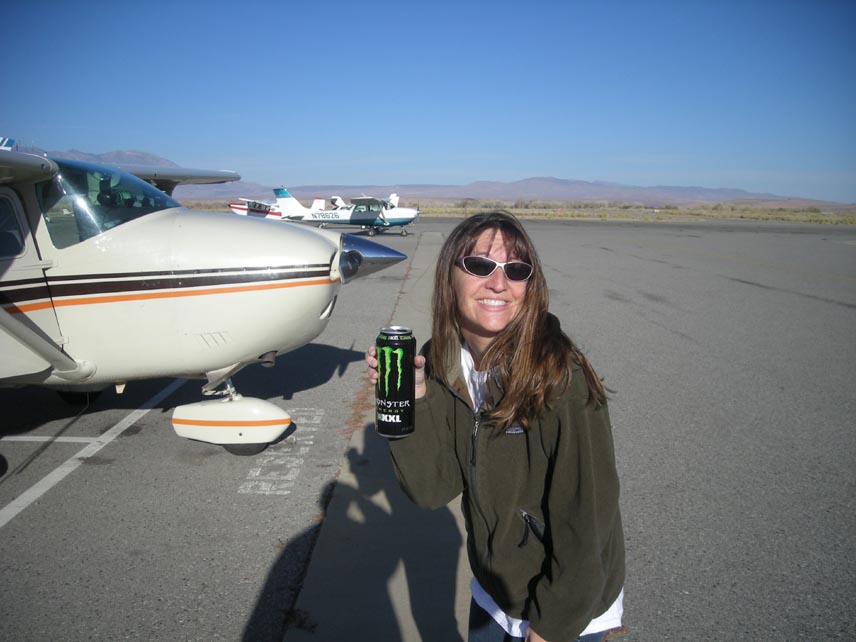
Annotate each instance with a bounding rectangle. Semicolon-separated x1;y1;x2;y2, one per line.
0;307;95;382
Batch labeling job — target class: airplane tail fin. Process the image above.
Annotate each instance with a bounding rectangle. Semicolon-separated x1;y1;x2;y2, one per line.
0;138;15;151
388;193;400;208
309;198;326;212
330;196;348;210
273;187;310;219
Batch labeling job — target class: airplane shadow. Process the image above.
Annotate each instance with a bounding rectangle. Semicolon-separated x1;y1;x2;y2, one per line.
0;342;365;436
0;386;105;436
232;342;366;402
243;424;465;642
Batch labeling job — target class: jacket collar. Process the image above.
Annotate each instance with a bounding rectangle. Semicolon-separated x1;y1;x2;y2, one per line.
443;340;504;413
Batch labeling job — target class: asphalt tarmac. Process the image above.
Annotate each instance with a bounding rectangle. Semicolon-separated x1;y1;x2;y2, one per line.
1;217;854;641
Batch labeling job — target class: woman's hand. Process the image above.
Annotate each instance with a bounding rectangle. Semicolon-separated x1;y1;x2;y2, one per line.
366;345;427;399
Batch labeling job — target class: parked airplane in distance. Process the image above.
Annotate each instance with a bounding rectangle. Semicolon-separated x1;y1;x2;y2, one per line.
228;188;326;220
230;188;420;236
1;143;406;454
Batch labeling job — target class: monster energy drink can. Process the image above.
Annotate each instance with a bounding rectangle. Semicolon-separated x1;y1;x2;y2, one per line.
375;325;416;438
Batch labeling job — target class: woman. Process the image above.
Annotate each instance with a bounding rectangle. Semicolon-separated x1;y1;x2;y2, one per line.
366;211;625;642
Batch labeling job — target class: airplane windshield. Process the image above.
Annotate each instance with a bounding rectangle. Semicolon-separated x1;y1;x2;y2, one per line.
35;159;180;249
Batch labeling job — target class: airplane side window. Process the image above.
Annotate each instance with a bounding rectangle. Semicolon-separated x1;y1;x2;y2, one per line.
35;159;181;249
36;169;90;249
0;197;25;257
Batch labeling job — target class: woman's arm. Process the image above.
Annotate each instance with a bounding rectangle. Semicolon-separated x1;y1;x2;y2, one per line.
366;345;463;508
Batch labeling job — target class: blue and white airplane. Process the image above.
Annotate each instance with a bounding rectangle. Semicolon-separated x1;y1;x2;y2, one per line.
231;188;420;236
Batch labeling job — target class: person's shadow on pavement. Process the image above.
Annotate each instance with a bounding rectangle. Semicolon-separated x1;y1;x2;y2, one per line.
245;424;465;642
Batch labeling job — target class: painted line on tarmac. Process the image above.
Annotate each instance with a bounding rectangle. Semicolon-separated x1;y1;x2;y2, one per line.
1;436;96;444
0;379;186;530
238;407;323;495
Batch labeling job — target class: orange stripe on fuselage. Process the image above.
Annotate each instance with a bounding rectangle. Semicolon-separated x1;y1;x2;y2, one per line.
172;417;293;428
6;277;338;314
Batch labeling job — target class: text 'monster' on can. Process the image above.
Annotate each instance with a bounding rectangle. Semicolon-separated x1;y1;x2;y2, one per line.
375;326;416;438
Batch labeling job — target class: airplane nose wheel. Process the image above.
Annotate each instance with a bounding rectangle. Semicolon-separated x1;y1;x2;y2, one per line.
172;377;291;456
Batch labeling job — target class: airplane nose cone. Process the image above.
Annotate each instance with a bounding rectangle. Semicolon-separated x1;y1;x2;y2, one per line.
339;234;407;282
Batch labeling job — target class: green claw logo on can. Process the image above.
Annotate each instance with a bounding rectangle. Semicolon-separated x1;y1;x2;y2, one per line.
375;326;415;439
377;346;405;397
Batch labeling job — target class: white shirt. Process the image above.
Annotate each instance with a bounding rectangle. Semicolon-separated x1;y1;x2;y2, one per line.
460;343;489;410
471;577;624;638
461;345;625;638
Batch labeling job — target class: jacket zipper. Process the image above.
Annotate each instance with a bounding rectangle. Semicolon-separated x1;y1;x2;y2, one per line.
470;417;480;467
469;415;480;505
469;414;493;566
449;385;492;567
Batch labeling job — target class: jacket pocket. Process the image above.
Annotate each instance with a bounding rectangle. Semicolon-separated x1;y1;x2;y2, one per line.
518;509;546;547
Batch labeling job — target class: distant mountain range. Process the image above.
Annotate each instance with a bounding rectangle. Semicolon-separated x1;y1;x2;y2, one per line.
21;146;851;208
284;178;787;207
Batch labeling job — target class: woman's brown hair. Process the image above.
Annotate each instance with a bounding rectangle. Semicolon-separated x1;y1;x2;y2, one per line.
428;211;606;429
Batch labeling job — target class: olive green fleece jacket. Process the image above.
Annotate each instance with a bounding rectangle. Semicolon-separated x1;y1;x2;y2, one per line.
387;340;625;642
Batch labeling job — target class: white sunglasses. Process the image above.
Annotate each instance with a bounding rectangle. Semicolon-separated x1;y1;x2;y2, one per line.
455;256;533;281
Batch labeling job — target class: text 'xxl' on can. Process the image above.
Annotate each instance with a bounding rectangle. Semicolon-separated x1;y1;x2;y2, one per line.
375;326;416;438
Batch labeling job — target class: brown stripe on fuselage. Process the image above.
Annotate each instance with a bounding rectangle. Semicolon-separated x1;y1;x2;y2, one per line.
1;265;336;314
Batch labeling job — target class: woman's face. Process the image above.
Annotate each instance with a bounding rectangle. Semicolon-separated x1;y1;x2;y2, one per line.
453;228;529;356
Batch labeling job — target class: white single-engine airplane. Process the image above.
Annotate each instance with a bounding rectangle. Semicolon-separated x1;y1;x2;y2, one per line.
228;188;326;220
0;146;405;454
230;188;420;236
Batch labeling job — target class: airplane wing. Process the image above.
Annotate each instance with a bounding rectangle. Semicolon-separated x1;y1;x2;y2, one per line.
116;165;241;196
0;150;239;196
0;149;59;185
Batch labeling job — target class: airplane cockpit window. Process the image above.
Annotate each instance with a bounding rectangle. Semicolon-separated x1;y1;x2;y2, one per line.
35;159;180;249
353;200;382;214
0;197;25;257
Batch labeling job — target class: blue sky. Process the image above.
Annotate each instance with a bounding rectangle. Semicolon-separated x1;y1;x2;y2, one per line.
3;0;855;203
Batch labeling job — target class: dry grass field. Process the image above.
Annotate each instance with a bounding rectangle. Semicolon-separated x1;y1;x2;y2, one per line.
178;198;856;225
